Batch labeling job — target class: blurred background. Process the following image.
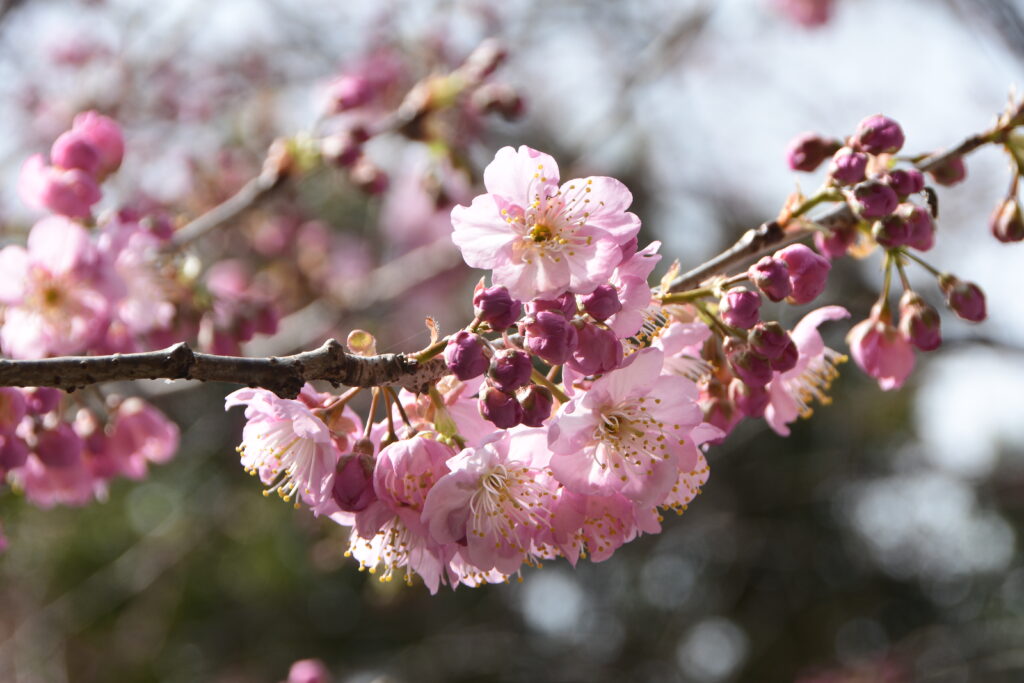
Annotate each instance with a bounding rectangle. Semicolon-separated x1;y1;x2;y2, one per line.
1;0;1024;681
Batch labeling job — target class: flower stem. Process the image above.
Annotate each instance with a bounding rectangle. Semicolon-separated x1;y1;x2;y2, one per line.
531;369;570;404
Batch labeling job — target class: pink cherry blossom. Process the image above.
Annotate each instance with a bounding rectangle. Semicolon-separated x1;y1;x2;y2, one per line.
847;307;916;391
345;503;449;593
422;430;556;575
17;154;101;218
765;306;850;436
225;386;341;508
549;488;661;564
105;398;180;480
606;241;662;338
548;347;704;507
0;216;110;358
451;146;641;300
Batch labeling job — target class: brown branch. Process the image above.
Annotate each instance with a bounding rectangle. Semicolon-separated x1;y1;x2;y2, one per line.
667;204;857;292
916;132;995;173
0;340;448;399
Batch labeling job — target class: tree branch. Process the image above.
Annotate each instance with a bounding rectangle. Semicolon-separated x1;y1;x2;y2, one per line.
0;340;448;399
667;204;857;292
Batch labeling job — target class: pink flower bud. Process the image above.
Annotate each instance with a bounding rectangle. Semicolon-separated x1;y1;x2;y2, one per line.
851;180;899;219
814;222;857;259
872;214;911;248
900;203;935;252
748;256;792;302
332;444;377;513
71;111;124;177
479;387;522;428
939;275;987;322
50;130;101;176
748;321;790;360
728;379;770;418
326;74;374;113
473;285;522;330
719;287;762;329
770;338;800;373
0;433;28;474
990;197;1024;243
580;283;622;322
17;155;101;219
786;132;841;172
725;340;773;387
522;311;579;364
847;306;915;390
520;385;554;427
489;349;533;392
775;244;831;305
898;291;941;351
527;293;577;318
928;156;967;186
0;388;27;431
566;323;622;376
36;423;83;468
854;114;905;155
288;659;331;683
885;168;925;197
828;147;868;185
444;331;489;380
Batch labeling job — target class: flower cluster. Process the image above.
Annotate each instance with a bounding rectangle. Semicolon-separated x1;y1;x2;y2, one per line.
0;387;178;509
786;114;988;390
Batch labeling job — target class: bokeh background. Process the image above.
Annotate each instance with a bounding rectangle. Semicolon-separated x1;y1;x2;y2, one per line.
1;0;1024;681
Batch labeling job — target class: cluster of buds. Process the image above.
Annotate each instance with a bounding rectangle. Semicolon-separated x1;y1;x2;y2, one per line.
0;387;178;509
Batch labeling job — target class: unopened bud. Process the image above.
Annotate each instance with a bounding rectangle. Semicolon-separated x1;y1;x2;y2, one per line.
770;338;800;373
332;442;376;513
728;379;771;418
872;214;910;249
828;147;868;185
899;291;942;351
580;284;622;322
885;168;925;197
444;331;489;380
852;179;899;219
473;285;522;330
566;323;622;376
719;287;762;329
748;256;792;302
900;203;935;252
725;340;773;387
519;385;554;427
928;156;967;186
489;349;533;393
522;311;579;364
990;197;1024;243
479;387;522;428
748;321;790;360
939;275;987;322
786;133;841;172
775;244;831;305
854;114;905;155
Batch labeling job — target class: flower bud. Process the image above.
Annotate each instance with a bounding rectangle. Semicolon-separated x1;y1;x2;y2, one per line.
24;387;61;415
719;287;761;329
522;311;579;364
479;387;522;428
775;244;831;305
50;130;101;176
748;256;792;302
990;197;1024;243
580;284;622;322
36;423;83;469
0;388;26;431
770;338;800;373
527;293;577;318
489;349;533;392
814;221;858;259
851;180;899;219
566;323;622;376
901;203;935;252
871;214;910;248
928;156;967;186
519;385;554;427
898;291;941;351
725;340;773;387
828;147;868;185
70;111;124;177
473;285;522;330
326;74;374;113
939;275;987;322
728;379;771;418
847;305;915;390
885;168;925;197
332;442;377;513
748;321;790;360
0;433;28;474
854;114;905;155
786;133;841;172
444;331;489;380
18;155;101;219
